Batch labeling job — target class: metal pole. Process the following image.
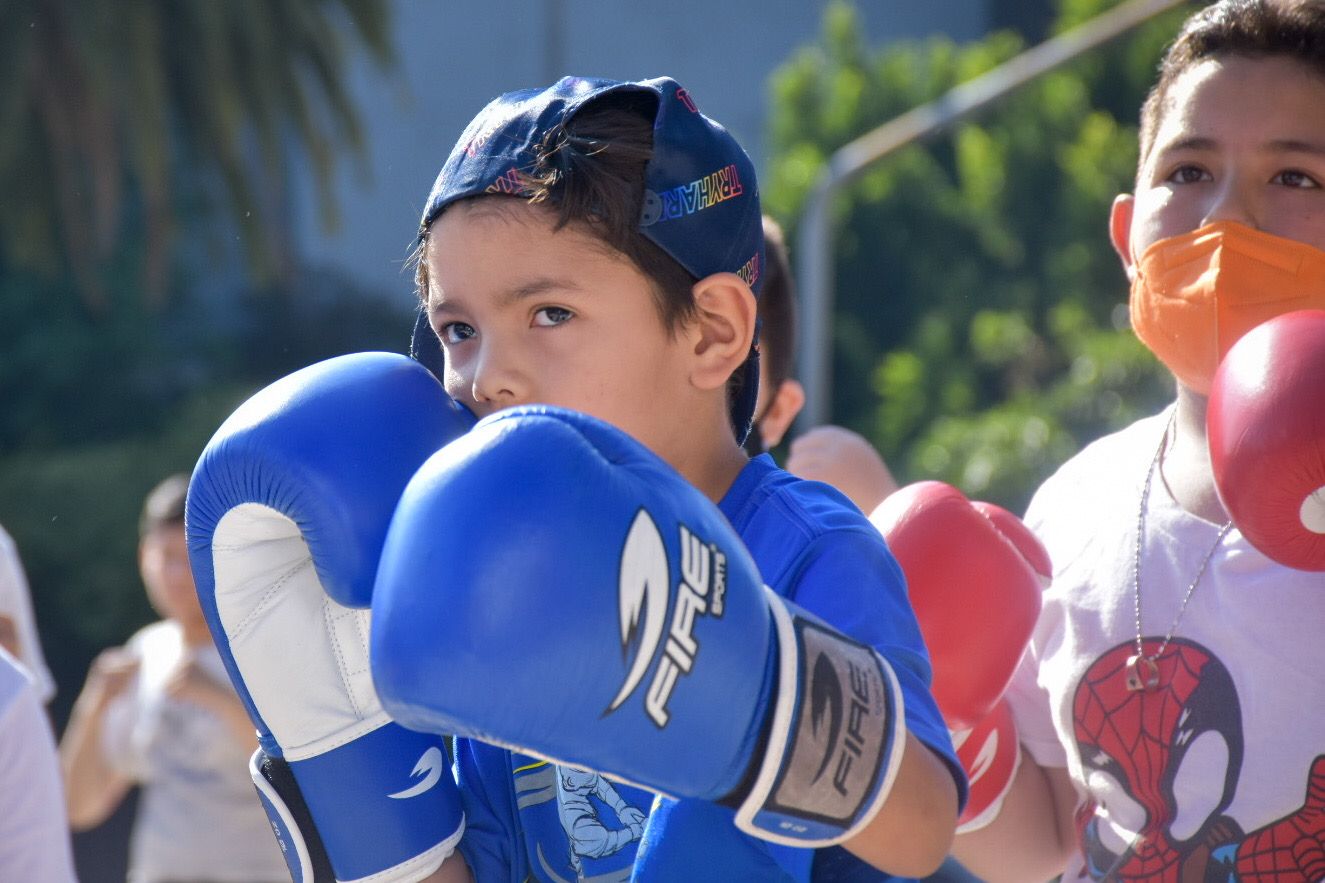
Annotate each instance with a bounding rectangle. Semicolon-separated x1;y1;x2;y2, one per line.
544;0;566;84
795;0;1189;429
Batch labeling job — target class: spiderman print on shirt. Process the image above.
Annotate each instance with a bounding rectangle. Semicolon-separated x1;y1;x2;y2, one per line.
1071;638;1325;882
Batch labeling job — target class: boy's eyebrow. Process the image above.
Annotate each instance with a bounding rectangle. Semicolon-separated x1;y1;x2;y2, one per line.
1265;138;1325;158
1155;135;1218;155
428;277;584;317
496;277;584;307
1154;136;1325;158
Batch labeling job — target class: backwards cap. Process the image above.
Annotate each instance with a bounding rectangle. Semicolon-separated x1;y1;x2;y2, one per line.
410;75;764;444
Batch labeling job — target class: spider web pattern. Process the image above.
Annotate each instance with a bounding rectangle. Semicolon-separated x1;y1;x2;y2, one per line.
1235;756;1325;883
1072;640;1214;881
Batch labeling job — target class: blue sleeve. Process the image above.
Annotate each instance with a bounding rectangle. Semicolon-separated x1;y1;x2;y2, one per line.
811;846;915;882
785;528;968;814
453;737;526;883
632;797;805;882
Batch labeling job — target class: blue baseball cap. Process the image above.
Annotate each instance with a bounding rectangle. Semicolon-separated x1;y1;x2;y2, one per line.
409;75;764;445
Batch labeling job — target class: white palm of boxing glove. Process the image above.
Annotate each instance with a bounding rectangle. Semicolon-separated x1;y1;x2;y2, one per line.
188;352;473;883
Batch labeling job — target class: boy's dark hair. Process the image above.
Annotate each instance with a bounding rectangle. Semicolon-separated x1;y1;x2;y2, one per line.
413;94;699;332
1139;0;1325;168
139;473;189;537
758;216;796;393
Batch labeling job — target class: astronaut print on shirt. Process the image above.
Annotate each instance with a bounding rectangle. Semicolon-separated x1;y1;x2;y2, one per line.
514;758;650;882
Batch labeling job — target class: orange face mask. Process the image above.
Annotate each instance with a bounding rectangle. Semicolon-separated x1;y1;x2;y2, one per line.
1129;221;1325;394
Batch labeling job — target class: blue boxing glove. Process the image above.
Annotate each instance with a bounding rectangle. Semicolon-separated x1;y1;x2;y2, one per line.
186;353;474;883
372;407;906;847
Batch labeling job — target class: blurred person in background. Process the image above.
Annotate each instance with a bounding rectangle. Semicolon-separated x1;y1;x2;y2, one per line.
741;215;807;458
786;424;899;515
59;474;288;883
753;215;983;883
759;218;898;514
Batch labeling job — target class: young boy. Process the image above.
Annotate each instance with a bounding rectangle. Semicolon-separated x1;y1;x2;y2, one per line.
948;3;1325;881
60;475;289;883
736;214;900;516
742;215;807;457
745;216;898;515
741;216;995;883
400;76;964;881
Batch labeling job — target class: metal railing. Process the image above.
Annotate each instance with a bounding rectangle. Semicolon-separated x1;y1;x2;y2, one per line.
794;0;1190;428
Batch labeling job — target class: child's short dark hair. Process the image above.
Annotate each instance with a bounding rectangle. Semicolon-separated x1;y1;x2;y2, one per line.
139;473;189;538
1138;0;1325;168
758;216;797;393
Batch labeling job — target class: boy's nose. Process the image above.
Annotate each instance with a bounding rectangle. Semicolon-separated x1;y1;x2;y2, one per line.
471;345;527;407
1203;174;1261;230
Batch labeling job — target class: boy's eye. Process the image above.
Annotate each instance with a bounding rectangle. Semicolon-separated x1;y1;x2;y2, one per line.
1273;169;1321;189
533;306;574;327
440;322;476;344
1166;164;1210;185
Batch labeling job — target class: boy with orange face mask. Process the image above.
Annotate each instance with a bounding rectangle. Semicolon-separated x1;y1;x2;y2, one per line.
941;3;1325;881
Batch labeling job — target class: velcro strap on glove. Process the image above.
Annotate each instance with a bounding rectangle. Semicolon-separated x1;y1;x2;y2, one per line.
734;590;906;846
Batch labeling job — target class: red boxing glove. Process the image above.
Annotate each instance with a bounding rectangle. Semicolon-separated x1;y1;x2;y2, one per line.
951;699;1020;832
969;501;1052;582
1209;309;1325;572
869;481;1045;731
870;482;1047;832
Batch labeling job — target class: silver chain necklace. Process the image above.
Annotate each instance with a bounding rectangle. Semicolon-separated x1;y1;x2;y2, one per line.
1125;412;1232;692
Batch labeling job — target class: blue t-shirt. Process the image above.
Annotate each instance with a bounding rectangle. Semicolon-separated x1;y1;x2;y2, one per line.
454;454;964;882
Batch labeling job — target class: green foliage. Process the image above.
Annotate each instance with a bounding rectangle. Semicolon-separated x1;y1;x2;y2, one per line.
0;272;413;728
0;0;409;732
767;0;1190;511
0;383;247;725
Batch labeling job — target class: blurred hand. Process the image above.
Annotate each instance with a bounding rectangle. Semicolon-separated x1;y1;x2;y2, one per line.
0;614;18;658
787;425;900;514
162;652;257;746
162;656;226;708
80;647;140;710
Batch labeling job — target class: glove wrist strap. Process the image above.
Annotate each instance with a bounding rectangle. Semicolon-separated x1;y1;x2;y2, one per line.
734;589;906;846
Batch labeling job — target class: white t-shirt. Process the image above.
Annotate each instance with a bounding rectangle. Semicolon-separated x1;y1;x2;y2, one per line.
1007;408;1325;882
102;620;288;883
0;647;76;882
0;524;55;701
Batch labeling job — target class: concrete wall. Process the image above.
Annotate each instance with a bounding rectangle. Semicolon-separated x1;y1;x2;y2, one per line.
291;0;989;303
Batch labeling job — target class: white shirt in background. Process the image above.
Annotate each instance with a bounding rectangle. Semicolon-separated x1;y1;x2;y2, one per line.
102;620;288;883
0;647;76;882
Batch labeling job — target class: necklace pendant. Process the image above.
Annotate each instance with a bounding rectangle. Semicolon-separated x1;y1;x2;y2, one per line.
1125;654;1160;692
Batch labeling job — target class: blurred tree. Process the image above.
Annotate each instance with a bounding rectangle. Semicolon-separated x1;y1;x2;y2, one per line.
766;0;1194;511
0;270;412;758
0;0;392;311
0;0;410;756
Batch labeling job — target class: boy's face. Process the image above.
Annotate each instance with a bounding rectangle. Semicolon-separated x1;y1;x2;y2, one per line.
1114;55;1325;271
141;523;205;628
424;199;698;457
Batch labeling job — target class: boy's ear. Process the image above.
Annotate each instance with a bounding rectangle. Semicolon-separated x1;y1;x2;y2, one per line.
687;272;757;393
1110;193;1138;282
758;379;805;449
